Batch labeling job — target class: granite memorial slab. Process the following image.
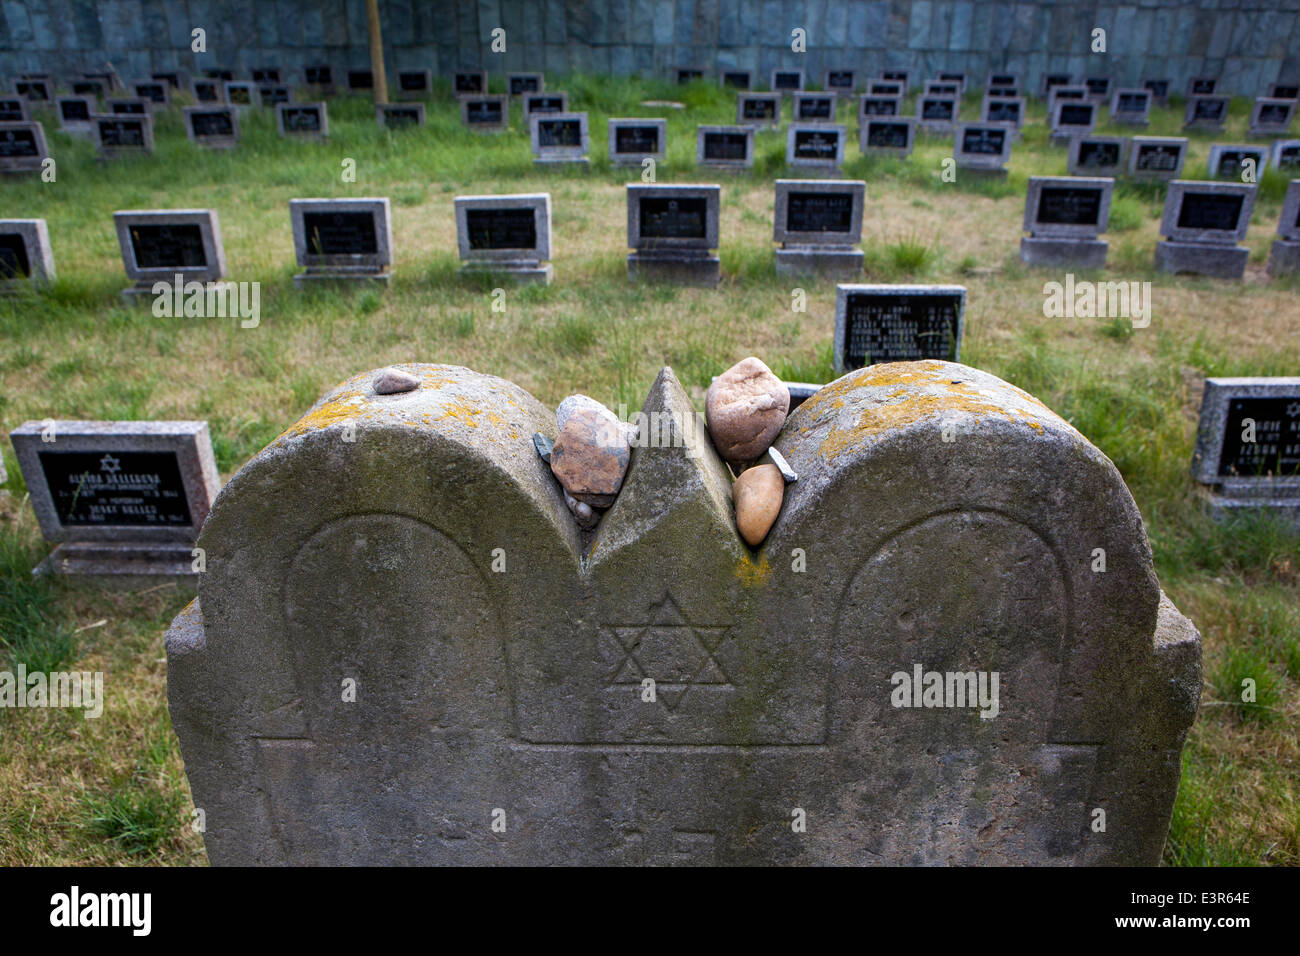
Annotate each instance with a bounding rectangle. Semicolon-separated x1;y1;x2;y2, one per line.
1068;136;1126;177
773;178;864;278
954;123;1013;175
1267;83;1299;101
916;95;958;134
697;125;754;171
1019;176;1113;268
133;81;169;109
1154;181;1256;279
880;69;910;89
204;69;235;82
1041;73;1074;98
377;103;425;130
1143;78;1170;106
721;70;753;89
1048;85;1087;113
191;79;222;103
290;197;393;286
396;70;431;98
252;67;282;84
1129;136;1188;181
1206;144;1268;180
92;114;153;158
184;106;239;149
304;65;335;91
1266;179;1300;277
925;81;961;98
1249;98;1296;137
676;68;703;84
1186;76;1218;97
737;93;781;128
109;98;148;115
1084;76;1111;103
1272;140;1300;172
860;117;915;158
0;120;49;173
1183;96;1229;132
531;112;589;165
987;72;1019;91
258;85;293;108
608;118;666;166
1109;89;1152;127
0;218;55;288
114;209;226;299
626;183;720;286
453;71;487;97
523;93;567;121
867;80;903;96
824;70;857;93
982;96;1024;130
793;92;836;123
938;71;968;92
14;78;51;101
72;77;109;99
277;103;328;140
834;284;965;371
509;73;545;97
860;95;902;117
772;69;804;93
455;192;553;285
56;95;94;135
461;95;509;132
347;69;374;91
1050;101;1096;143
0;97;29;122
224;82;255;108
786;124;846;173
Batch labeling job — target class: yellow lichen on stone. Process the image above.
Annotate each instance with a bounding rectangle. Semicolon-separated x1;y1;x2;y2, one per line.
275;389;368;442
735;552;772;588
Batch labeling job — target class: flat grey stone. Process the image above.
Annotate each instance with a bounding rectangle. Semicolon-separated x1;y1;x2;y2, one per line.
774;246;863;278
1154;240;1249;279
1267;238;1300;276
627;253;720;286
1020;237;1109;269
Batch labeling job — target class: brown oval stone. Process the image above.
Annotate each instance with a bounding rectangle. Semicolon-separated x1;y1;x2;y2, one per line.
706;357;790;465
733;463;784;546
549;407;631;508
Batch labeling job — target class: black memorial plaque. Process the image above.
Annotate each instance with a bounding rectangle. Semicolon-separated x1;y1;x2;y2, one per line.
677;70;702;84
381;107;421;128
252;69;280;84
1059;103;1093;125
1279;145;1300;169
227;87;253;105
773;72;801;90
61;100;91;121
1045;74;1071;90
282;107;322;132
990;74;1015;87
921;99;954;120
152;72;181;89
939;72;965;84
1191;79;1216;95
743;98;776;120
206;69;234;81
511;75;542;94
1037;187;1103;226
639;197;708;240
193;81;220;102
538;119;581;148
0;99;25;120
1215;150;1262;178
1116;93;1147;113
303;212;378;256
454;73;483;94
466;100;502;124
399;72;429;92
72;80;105;97
466;208;537;250
615;125;659;154
129;224;206;270
703;131;748;160
136;83;166;103
1177;193;1245;231
929;83;959;96
723;72;751;88
191;110;234;137
882;71;908;82
961;128;1005;155
348;70;373;89
1085;78;1110;95
98;119;145;146
1216;398;1300;478
260;86;290;106
1055;88;1085;100
1194;98;1225;120
987;101;1020;123
1078;141;1121;168
38;450;192;527
826;71;854;89
862;97;898;116
0;233;31;278
798;97;833;120
844;292;961;367
112;101;146;114
526;95;564;114
787;192;854;233
1273;85;1299;100
793;130;837;159
867;121;910;148
870;82;901;95
306;66;333;86
1258;103;1290;124
1136;143;1181;171
1145;80;1169;98
17;81;49;100
0;128;39;156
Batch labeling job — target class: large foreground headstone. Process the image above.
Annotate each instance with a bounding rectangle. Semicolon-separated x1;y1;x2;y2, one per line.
166;361;1201;865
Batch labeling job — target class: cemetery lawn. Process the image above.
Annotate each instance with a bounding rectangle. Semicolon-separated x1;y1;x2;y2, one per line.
1;77;1297;866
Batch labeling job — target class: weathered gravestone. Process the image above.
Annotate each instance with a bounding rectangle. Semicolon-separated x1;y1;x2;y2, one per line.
131;80;169;109
523;93;567;122
1143;79;1170;106
916;95;957;134
73;77;109;99
377;103;424;130
278;103;328;140
939;71;967;92
1186;76;1218;97
786;124;846;174
721;70;753;89
860;94;902;118
346;70;374;91
1266;179;1300;276
114;209;226;300
697;125;754;171
204;68;235;82
290;198;393;286
925;80;961;98
860;117;915;158
1084;76;1111;104
0;97;29;121
1249;98;1296;138
224;82;255;108
834;284;964;372
771;69;804;92
1050;101;1096;143
1183;96;1228;133
1020;176;1113;269
453;71;487;96
304;65;334;92
185;106;239;149
880;69;910;88
1154;181;1256;280
1109;89;1151;127
258;86;294;109
454;192;553;284
824;69;856;93
773;178;865;278
737;92;781;128
1206;144;1267;181
11;420;219;586
109;98;148;115
953;123;1012;176
1068;136;1126;178
0;120;49;174
608;118;666;166
0;218;55;288
531;112;589;165
56;96;95;135
508;73;544;97
867;80;903;96
1041;73;1073;98
1192;378;1300;524
987;72;1019;91
1128;136;1187;181
1268;82;1299;101
792;92;836;123
92;114;153;158
1273;140;1300;172
152;70;187;91
396;70;431;98
252;67;282;85
1047;85;1087;115
191;79;222;103
981;96;1024;132
626;183;720;286
165;360;1201;865
14;77;51;101
461;95;509;132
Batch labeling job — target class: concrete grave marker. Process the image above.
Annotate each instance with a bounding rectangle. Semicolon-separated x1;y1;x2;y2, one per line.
1266;179;1300;276
523;92;567;121
277;103;328;140
880;69;910;88
1047;85;1087;114
626;183;720;286
531;112;589;164
73;76;110;98
771;69;804;92
1041;72;1074;98
1068;136;1126;177
164;360;1201;865
925;80;961;98
304;65;335;91
1050;101;1096;142
608;118;666;165
773;178;864;277
347;69;374;91
793;92;836;123
982;96;1024;130
184;106;239;149
508;72;545;96
114;209;226;299
1183;96;1228;132
1128;136;1187;181
0;97;29;121
737;92;781;127
461;95;509;132
1084;76;1111;103
786;124;846;173
258;85;293;108
987;72;1019;91
252;67;282;84
1109;89;1151;126
14;78;51;101
11;420;219;586
1268;83;1298;100
721;70;753;89
290;197;393;286
191;79;222;103
1020;176;1113;268
834;284;965;371
396;70;431;98
131;81;169;109
824;69;856;93
1154;181;1256;279
1206;144;1268;181
1186;76;1218;97
1192;378;1300;523
676;68;704;84
92;114;153;157
860;94;902;117
454;192;553;285
697;125;754;170
938;71;967;92
0;218;55;288
204;69;235;82
916;95;957;134
1249;98;1296;137
0;120;50;173
453;71;487;96
1272;140;1300;172
867;80;903;96
56;96;95;134
954;123;1013;175
152;70;187;91
224;82;255;108
860;117;915;158
377;103;424;130
1143;78;1170;106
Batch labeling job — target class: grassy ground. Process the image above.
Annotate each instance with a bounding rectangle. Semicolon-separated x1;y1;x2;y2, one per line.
0;76;1296;865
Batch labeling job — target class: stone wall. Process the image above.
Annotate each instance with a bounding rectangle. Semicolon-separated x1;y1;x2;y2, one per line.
2;1;1298;95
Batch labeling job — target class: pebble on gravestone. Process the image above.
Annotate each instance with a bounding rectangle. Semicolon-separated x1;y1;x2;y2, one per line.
833;284;965;372
1183;96;1229;132
508;72;545;97
278;103;328;140
0;218;55;288
1109;88;1152;127
531;111;590;165
1192;377;1300;524
953;123;1013;176
56;96;95;135
736;92;781;128
1266;179;1300;277
0;121;50;174
773;178;865;278
10;420;220;588
1128;136;1188;181
523;92;568;122
289;197;393;287
164;360;1201;865
184;106;239;149
626;183;721;287
1206;144;1268;181
550;398;631;509
607;118;666;166
860;94;903;118
721;69;753;90
697;124;754;171
771;68;804;93
377;103;425;130
92;113;154;158
1154;180;1257;280
454;192;553;285
916;95;958;134
460;95;509;132
1068;136;1127;178
786;124;846;174
113;209;227;300
1249;97;1296;138
396;70;431;99
1019;176;1114;269
860;117;915;158
705;356;790;466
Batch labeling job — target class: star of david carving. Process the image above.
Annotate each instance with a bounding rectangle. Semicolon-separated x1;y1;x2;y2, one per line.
1287;402;1300;418
604;594;734;712
99;454;120;475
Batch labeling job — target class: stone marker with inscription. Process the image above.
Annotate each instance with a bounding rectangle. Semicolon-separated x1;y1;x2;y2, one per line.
1249;98;1296;138
0;120;49;174
93;113;153;158
786;124;846;173
508;72;544;97
834;284;965;371
860;94;903;118
1020;176;1113;269
1272;140;1300;173
1084;76;1111;104
1192;378;1300;523
916;95;957;134
954;123;1013;175
1267;82;1299;101
792;92;836;123
396;70;431;99
523;92;567;121
697;125;754;171
453;71;487;97
11;420;220;586
1206;144;1268;181
164;359;1200;864
773;179;864;278
1266;179;1300;276
290;198;393;286
14;77;51;101
56;96;95;135
626;183;720;286
1186;76;1218;97
110;98;149;115
377;103;424;130
185;106;239;148
721;69;753;89
224;81;256;109
771;69;804;92
1128;136;1187;181
1183;96;1228;133
531;112;589;165
191;79;222;103
304;65;334;92
987;71;1019;91
737;92;781;128
824;69;856;93
1047;85;1087;114
0;97;29;122
0;218;55;288
1144;78;1170;106
867;79;903;96
278;103;328;140
1068;136;1126;177
1041;72;1074;98
454;193;553;285
860;117;915;158
1050;101;1096;142
1154;181;1256;279
1109;89;1151;127
132;81;170;109
607;118;666;166
114;209;226;299
347;70;374;91
461;95;509;132
981;96;1024;133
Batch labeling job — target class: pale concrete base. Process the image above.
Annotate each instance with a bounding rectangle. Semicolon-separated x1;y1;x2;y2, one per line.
121;281;160;303
775;245;863;278
1020;236;1108;269
36;542;200;591
293;269;392;287
627;252;720;286
1266;238;1300;276
1203;493;1300;526
1154;240;1248;279
533;156;589;166
459;262;554;285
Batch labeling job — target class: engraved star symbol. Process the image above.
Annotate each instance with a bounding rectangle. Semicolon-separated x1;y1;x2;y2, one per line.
1287;402;1300;418
603;594;733;712
99;454;121;475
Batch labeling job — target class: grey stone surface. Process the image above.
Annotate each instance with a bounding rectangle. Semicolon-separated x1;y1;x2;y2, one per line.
1154;240;1250;279
165;359;1200;865
860;117;915;157
277;103;328;140
91;112;153;157
697;124;754;169
10;418;219;586
0;120;48;172
736;92;781;128
1278;180;1300;242
773;179;865;245
114;208;226;289
56;95;96;134
1183;95;1229;131
184;106;239;149
1268;238;1300;276
376;103;426;130
1192;377;1300;518
530;111;589;164
1248;96;1296;137
1160;181;1256;243
1023;176;1114;240
916;94;957;133
1206;144;1269;181
0;218;55;286
607;118;666;165
460;95;509;131
454;192;553;285
1020;237;1109;269
786;124;846;172
1109;88;1152;126
1068;137;1127;177
289;197;393;285
954;122;1013;171
1129;136;1188;181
